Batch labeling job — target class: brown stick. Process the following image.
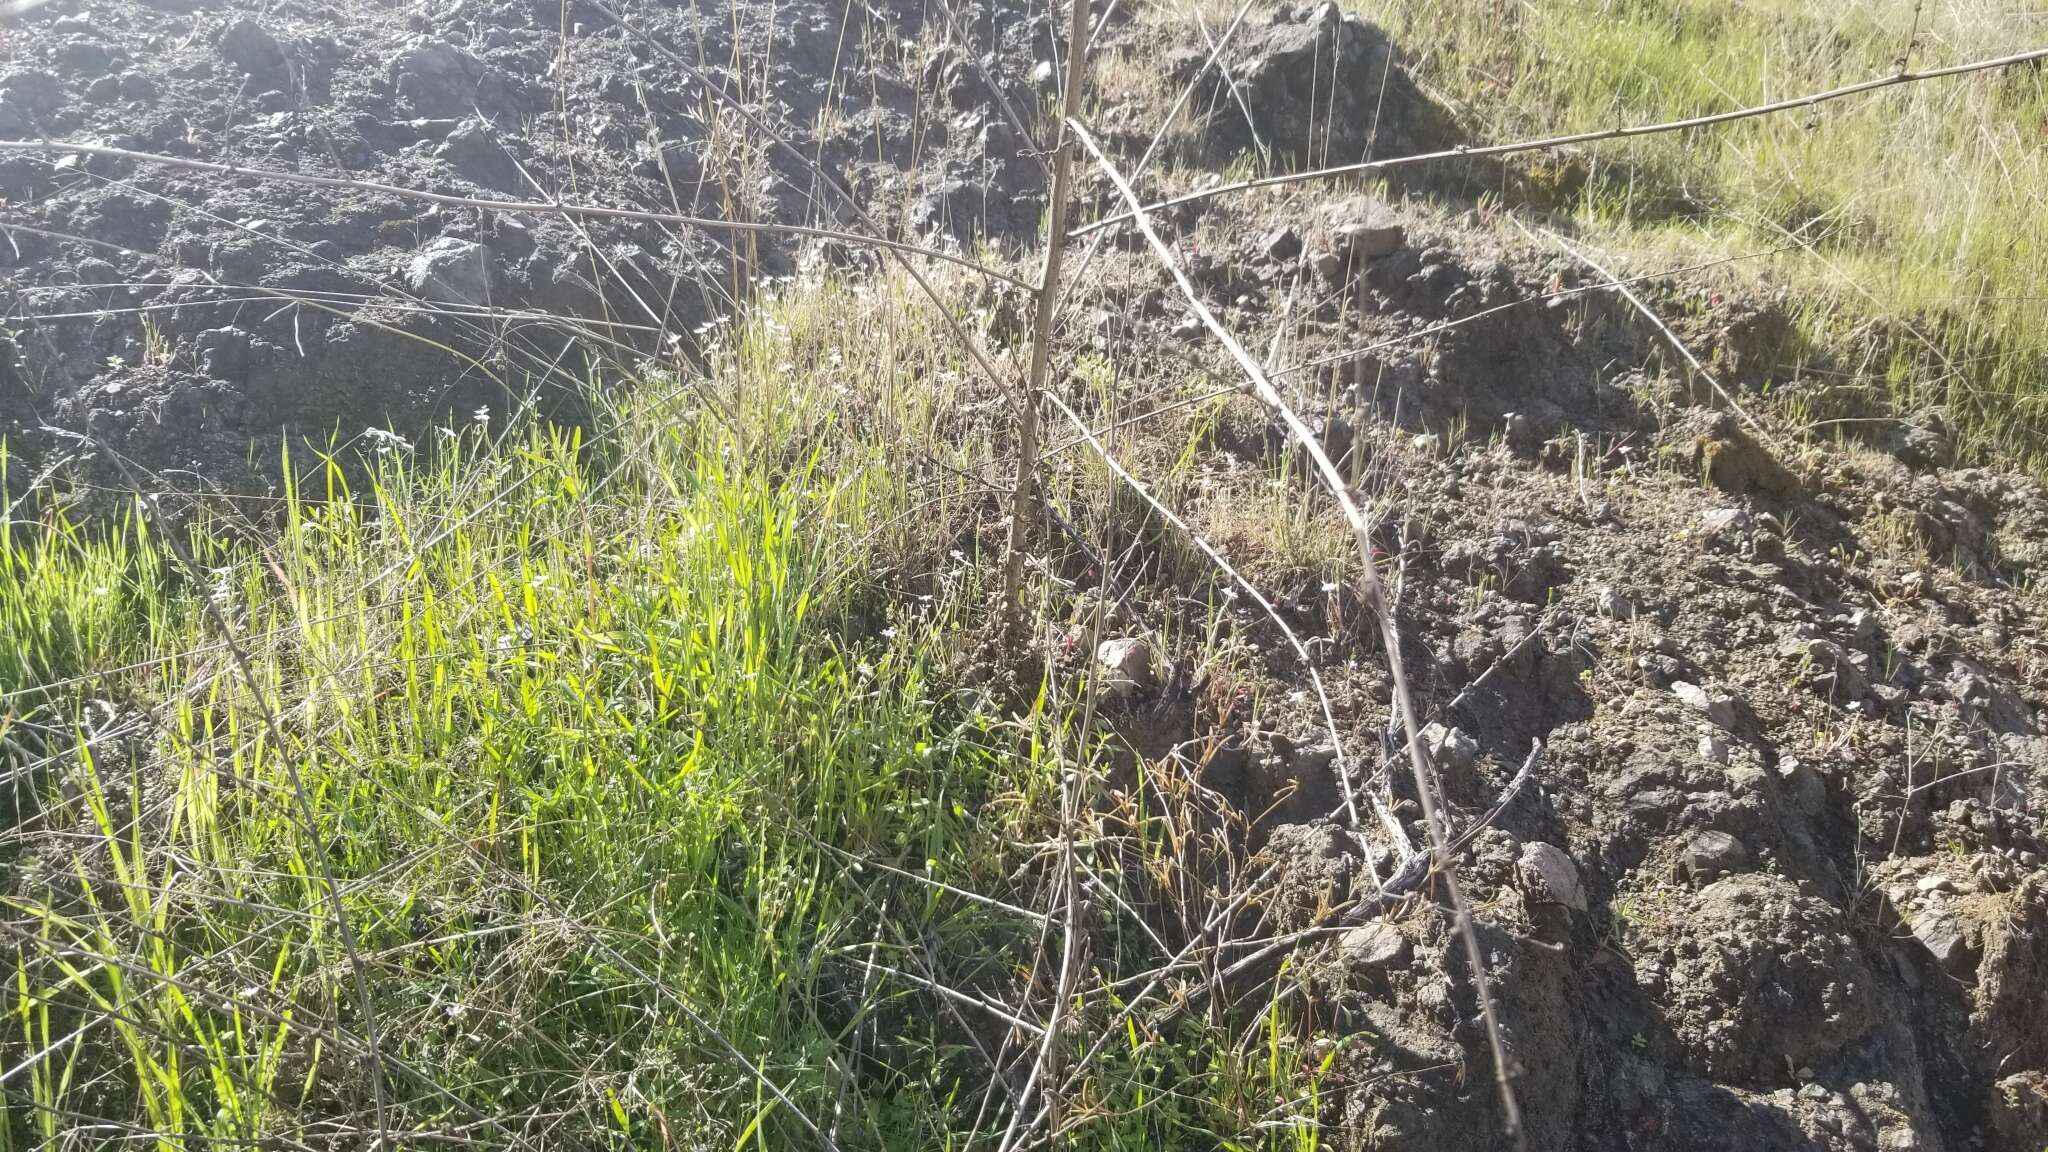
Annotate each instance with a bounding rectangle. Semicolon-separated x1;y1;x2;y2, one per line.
1070;117;1528;1149
1070;45;2048;239
1001;0;1091;633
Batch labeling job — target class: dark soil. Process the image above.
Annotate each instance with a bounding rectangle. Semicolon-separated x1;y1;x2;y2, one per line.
5;2;2046;1151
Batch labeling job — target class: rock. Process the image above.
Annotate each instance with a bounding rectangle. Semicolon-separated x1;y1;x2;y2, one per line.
1307;247;1343;282
84;74;122;104
1775;756;1826;814
436;118;521;191
1670;409;1799;498
1419;722;1477;770
118;72;158;103
1030;59;1057;92
1988;1071;2048;1152
1780;635;1868;702
390;40;487;117
1916;873;1956;895
1338;921;1411;973
1908;906;1977;975
1682;830;1750;882
1517;841;1587;911
1671;681;1737;729
219;19;288;78
1698;734;1729;764
1698;507;1750;539
405;237;493;306
1595;585;1635;620
1332;220;1404;261
1887;415;1954;472
1261;226;1302;263
1095;637;1153;693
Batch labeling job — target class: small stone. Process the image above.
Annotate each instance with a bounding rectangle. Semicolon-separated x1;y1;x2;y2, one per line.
1307;248;1343;281
1502;411;1538;451
1030;59;1057;92
119;72;158;103
1517;841;1588;911
1095;637;1153;693
1671;681;1736;729
1908;907;1977;975
390;39;487;117
1596;585;1635;620
84;74;121;103
1420;722;1477;770
1338;921;1411;972
1776;757;1826;814
219;19;287;78
1681;830;1750;882
1260;226;1303;263
1333;221;1405;261
1698;734;1729;765
406;236;493;306
1915;873;1956;895
1699;507;1750;538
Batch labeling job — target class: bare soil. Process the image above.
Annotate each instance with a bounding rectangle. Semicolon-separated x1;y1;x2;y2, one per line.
4;2;2045;1150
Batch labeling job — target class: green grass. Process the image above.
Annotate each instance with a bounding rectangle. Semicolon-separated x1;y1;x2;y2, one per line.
0;283;1341;1150
1348;0;2048;466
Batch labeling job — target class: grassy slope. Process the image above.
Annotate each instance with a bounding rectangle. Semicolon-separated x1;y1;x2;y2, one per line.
0;282;1331;1150
1350;0;2048;466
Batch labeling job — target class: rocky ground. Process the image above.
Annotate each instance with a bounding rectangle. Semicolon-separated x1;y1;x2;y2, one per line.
4;1;2046;1150
1;0;1053;488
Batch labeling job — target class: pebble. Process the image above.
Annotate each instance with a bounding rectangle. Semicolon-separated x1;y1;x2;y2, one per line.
1338;921;1411;972
1682;830;1750;882
1095;637;1153;694
1517;841;1588;911
1671;681;1737;729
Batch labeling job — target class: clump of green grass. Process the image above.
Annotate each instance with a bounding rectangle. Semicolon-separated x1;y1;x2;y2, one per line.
0;280;1338;1150
1350;0;2048;466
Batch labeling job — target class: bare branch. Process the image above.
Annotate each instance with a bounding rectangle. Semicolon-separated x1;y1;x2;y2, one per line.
1069;117;1528;1149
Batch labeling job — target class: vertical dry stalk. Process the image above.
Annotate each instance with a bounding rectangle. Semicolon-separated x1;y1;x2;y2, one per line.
1001;0;1091;634
1069;120;1528;1148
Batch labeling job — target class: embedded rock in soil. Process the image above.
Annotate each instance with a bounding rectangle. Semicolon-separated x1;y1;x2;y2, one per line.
219;19;288;79
1990;1071;2048;1152
1517;841;1587;910
1671;681;1738;730
1337;920;1410;975
1632;874;1875;1086
1095;637;1154;696
1667;408;1800;498
406;238;494;307
390;39;492;118
1681;830;1750;883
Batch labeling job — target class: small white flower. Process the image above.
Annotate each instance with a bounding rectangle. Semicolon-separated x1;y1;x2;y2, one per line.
473;406;491;424
881;627;897;640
